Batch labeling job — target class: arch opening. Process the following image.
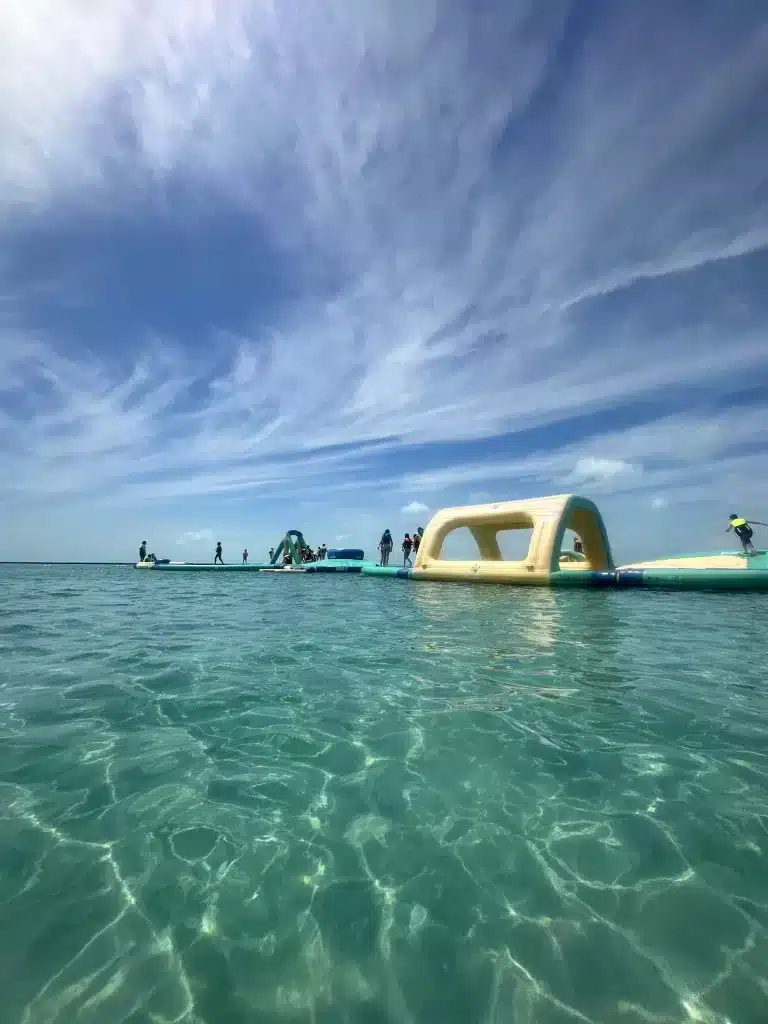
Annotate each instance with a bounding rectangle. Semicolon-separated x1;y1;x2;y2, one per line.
556;505;612;572
433;512;537;566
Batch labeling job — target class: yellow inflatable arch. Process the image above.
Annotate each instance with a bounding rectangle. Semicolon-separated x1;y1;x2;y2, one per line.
413;494;614;585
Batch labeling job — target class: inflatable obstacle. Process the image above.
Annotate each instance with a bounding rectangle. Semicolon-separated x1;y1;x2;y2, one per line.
361;494;768;591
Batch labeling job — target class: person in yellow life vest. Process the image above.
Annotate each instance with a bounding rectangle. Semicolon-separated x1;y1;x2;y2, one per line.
726;514;766;555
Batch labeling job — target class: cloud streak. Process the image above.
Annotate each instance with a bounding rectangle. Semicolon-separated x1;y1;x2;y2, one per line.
1;1;767;559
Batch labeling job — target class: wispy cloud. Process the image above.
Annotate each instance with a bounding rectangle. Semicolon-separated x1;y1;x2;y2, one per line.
401;501;429;516
566;458;640;487
398;404;768;503
1;2;767;559
176;529;213;545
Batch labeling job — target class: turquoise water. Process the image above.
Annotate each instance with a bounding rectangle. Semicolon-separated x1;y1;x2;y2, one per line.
1;567;767;1024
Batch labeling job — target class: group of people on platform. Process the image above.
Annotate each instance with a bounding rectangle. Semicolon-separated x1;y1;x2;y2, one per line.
217;541;331;565
207;530;427;569
377;528;424;567
266;543;327;566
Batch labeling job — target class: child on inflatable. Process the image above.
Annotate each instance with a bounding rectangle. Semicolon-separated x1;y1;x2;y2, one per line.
726;514;766;555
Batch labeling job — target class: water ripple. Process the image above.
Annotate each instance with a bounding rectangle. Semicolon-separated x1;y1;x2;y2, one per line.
0;566;767;1022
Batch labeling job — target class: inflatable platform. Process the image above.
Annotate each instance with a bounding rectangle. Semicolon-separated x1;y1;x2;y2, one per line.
304;548;377;574
362;494;768;591
615;550;768;589
135;535;377;573
135;561;269;571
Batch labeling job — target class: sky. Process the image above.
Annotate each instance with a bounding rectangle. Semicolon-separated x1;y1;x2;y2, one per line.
1;0;768;564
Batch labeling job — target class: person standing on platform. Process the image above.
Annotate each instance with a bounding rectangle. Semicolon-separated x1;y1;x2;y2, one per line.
412;529;421;559
378;530;393;566
242;548;248;564
726;514;765;555
402;533;413;566
214;541;224;564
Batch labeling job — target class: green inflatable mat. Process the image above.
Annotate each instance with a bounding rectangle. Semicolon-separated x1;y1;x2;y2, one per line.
361;565;412;579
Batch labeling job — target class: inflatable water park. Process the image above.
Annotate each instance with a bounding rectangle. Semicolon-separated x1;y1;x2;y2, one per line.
136;529;376;574
136;494;768;591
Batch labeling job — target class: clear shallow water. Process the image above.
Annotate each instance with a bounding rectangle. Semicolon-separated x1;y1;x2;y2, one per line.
1;566;767;1024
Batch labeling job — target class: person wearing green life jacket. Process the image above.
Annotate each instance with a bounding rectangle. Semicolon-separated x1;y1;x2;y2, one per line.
726;514;766;555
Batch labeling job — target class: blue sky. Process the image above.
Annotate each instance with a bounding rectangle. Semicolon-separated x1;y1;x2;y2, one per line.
1;0;767;563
